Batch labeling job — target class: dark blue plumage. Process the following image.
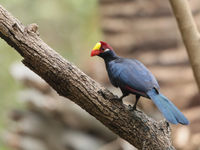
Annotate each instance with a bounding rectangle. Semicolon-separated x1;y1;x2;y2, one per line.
91;41;189;125
147;89;189;125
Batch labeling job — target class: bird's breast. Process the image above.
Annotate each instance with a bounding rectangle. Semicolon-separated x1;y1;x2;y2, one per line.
106;61;120;87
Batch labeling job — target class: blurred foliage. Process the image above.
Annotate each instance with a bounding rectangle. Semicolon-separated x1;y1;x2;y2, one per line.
0;0;101;149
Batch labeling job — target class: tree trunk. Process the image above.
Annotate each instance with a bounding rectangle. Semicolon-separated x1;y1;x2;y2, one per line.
169;0;200;90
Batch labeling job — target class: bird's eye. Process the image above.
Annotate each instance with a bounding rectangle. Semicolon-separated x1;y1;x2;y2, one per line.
102;48;105;50
104;49;110;52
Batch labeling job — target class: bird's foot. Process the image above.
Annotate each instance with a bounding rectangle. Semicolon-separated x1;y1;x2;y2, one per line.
128;105;138;111
132;106;137;111
128;105;133;111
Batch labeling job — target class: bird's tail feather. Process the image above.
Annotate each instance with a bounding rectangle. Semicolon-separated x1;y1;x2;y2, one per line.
147;89;189;125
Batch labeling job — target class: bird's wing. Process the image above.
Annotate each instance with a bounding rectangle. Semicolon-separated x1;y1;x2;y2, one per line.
110;58;159;93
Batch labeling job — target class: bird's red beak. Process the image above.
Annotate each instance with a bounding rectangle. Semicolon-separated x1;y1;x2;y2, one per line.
91;50;101;56
91;42;101;57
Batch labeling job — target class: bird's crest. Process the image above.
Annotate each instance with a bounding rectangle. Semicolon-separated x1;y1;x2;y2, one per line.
100;41;113;50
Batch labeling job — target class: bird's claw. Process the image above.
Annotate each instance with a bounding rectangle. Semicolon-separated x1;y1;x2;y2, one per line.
128;105;133;111
132;105;137;111
128;105;137;111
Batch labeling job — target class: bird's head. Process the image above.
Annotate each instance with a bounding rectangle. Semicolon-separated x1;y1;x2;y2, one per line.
91;41;113;57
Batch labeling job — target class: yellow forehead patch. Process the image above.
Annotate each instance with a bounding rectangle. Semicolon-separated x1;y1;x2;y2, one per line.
93;42;101;50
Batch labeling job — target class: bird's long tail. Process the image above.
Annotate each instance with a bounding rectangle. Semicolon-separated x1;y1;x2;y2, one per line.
147;88;189;125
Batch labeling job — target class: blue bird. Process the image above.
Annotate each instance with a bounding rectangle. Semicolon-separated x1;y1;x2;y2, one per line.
91;41;189;125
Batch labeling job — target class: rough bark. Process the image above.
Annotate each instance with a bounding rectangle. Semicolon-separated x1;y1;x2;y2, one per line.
169;0;200;90
0;5;175;150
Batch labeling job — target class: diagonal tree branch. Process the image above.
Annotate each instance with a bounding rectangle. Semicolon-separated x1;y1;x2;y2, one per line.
0;5;175;150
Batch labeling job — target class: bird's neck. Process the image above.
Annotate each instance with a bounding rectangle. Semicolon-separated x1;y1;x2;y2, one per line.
100;50;119;63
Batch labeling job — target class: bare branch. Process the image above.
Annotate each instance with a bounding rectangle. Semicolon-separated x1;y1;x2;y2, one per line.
169;0;200;90
0;5;175;149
